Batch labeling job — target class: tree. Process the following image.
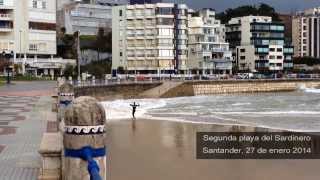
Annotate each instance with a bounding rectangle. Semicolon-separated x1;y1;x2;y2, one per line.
94;27;112;61
293;57;320;66
63;64;76;78
217;3;280;24
81;60;112;79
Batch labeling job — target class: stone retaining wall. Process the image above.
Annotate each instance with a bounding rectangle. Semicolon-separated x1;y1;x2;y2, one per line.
74;83;162;101
74;80;320;99
162;79;320;98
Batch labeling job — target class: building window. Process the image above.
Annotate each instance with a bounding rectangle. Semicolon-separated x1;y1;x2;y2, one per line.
0;0;3;5
277;56;282;59
42;1;46;9
29;22;56;31
240;49;245;53
32;0;37;8
269;55;275;59
29;44;38;51
120;52;123;57
277;48;282;52
270;48;275;52
156;7;173;15
240;56;245;60
119;10;122;17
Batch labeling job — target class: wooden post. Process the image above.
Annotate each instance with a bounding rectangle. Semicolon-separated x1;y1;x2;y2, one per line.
58;83;74;131
63;96;106;180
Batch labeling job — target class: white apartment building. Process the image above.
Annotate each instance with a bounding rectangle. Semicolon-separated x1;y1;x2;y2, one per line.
292;7;320;58
226;16;294;72
112;3;176;74
188;8;232;74
112;4;233;75
0;0;75;77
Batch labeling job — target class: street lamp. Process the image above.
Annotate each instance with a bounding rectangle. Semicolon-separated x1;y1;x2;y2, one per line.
1;51;12;84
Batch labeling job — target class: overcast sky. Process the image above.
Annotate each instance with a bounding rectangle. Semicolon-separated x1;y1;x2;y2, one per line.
164;0;320;13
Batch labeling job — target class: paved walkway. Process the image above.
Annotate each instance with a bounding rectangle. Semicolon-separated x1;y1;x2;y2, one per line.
0;81;56;180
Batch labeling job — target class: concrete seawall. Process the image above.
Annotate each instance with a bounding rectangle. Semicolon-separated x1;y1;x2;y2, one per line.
75;82;161;101
74;79;320;100
162;79;320;98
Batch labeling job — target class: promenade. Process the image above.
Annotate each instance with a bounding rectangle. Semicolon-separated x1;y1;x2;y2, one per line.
0;81;56;180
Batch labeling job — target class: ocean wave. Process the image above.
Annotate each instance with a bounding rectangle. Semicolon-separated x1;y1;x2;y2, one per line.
299;85;320;93
231;102;251;106
211;111;320;115
101;98;167;120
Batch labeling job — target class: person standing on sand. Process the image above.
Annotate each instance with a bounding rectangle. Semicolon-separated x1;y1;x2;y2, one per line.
130;102;140;119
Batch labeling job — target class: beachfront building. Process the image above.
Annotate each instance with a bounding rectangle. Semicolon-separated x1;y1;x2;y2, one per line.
130;0;162;5
112;3;177;74
292;7;320;58
112;3;233;75
0;0;74;76
57;0;127;35
226;16;294;73
188;8;233;75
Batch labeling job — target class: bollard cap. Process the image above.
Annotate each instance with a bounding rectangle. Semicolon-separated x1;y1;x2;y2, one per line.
65;96;105;126
59;82;74;95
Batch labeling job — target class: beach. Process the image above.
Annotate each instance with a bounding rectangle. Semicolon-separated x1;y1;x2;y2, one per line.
105;119;320;180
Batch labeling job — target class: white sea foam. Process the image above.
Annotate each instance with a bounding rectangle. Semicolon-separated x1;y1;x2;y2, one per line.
101;98;167;120
211;111;320;115
231;102;251;106
299;85;320;93
101;92;320;132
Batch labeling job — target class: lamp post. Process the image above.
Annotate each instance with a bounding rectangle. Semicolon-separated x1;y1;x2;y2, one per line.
74;30;81;82
1;51;12;84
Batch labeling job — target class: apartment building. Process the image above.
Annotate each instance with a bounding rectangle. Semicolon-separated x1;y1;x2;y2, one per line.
112;3;233;74
112;3;177;74
226;16;294;72
57;0;127;10
188;8;233;74
0;0;72;76
292;7;320;58
130;0;162;5
57;0;127;35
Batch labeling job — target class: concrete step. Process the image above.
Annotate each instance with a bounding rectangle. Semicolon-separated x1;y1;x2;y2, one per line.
139;81;184;98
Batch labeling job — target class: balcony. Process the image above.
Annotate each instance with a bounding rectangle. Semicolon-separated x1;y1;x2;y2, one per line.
0;26;12;32
0;13;11;20
255;60;269;71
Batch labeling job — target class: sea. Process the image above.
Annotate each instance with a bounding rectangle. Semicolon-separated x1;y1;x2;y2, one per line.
101;86;320;132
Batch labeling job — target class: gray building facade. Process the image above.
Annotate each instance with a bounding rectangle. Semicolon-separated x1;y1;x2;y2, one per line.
57;0;127;35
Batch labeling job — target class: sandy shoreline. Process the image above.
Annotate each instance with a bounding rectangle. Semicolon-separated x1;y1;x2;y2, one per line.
105;119;320;180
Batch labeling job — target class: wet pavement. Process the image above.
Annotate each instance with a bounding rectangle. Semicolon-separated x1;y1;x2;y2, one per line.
106;119;320;180
0;81;56;180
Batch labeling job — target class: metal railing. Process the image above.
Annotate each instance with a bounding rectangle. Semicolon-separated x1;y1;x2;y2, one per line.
71;74;320;88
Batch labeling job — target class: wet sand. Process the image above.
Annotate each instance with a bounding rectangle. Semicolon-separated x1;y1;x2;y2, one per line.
106;119;320;180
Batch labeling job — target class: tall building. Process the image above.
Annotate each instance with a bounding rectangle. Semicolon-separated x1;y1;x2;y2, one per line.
112;3;233;74
112;3;176;74
226;16;294;72
188;8;233;74
0;0;72;76
292;7;320;58
130;0;162;5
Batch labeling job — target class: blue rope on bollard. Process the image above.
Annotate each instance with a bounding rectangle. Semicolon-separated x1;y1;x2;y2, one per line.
60;100;72;106
65;146;106;180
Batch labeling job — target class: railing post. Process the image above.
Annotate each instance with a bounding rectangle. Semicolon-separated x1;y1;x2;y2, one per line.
68;76;73;85
63;96;106;180
92;76;96;86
